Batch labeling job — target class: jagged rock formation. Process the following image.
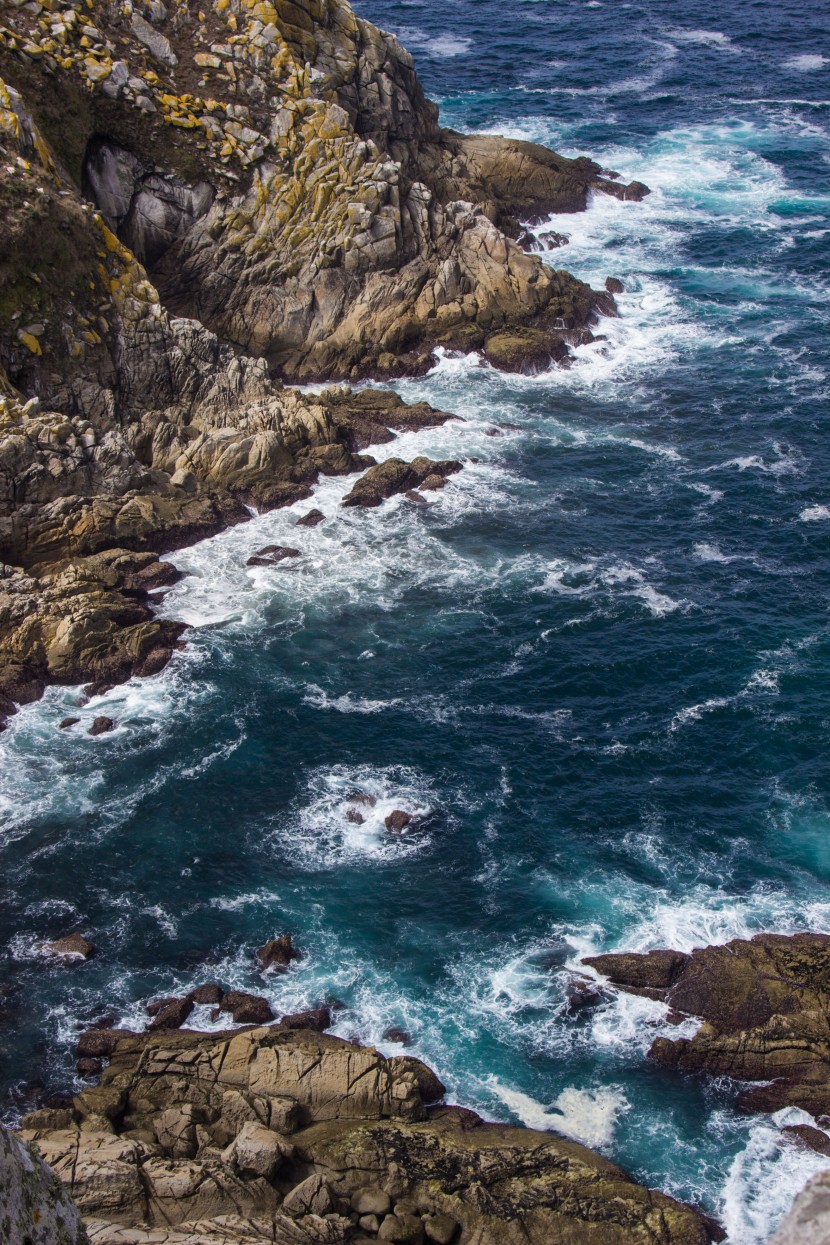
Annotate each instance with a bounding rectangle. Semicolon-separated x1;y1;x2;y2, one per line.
0;0;647;719
584;933;830;1118
16;1024;717;1244
0;1124;89;1244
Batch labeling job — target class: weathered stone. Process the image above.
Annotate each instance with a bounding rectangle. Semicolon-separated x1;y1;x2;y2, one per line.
279;1006;331;1032
385;810;412;833
423;1212;459;1244
483;328;568;375
39;932;96;961
256;934;299;971
148;996;194;1030
587;934;830;1119
352;1186;393;1217
282;1171;335;1218
220;991;274;1025
223;1120;287;1179
781;1123;830;1157
296;508;326;527
89;716;115;737
0;1126;88;1245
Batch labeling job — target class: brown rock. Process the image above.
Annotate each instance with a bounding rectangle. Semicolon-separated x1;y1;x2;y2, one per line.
246;545;301;567
385;810;412;834
147;996;194;1031
296;509;325;527
483;327;568;375
349;793;377;807
256;934;299;972
781;1123;830;1156
347;808;365;824
189;983;224;1005
582;949;689;993
342;458;461;508
88;716;115;736
59;716;80;729
279;1006;331;1032
76;1058;103;1078
605;277;625;294
424;1212;459;1244
39;932;96;961
220;990;274;1024
383;1028;411;1046
76;1028;131;1059
591;934;830;1121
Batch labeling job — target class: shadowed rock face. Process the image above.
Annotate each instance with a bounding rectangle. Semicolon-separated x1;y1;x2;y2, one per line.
584;933;830;1117
16;1025;717;1245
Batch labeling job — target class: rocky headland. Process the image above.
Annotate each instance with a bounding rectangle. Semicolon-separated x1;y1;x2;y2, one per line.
0;0;646;728
8;1019;718;1244
584;933;830;1131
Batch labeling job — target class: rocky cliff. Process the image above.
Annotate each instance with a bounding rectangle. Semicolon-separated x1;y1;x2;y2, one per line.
14;1023;717;1244
0;0;646;726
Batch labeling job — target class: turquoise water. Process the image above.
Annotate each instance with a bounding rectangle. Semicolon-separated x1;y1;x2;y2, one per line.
2;2;830;1239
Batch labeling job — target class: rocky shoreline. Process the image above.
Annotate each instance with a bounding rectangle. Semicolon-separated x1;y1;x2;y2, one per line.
7;0;822;1242
7;928;830;1240
8;1014;720;1244
0;0;644;729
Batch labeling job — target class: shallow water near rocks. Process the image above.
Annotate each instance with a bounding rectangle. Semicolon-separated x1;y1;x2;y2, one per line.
2;1;830;1240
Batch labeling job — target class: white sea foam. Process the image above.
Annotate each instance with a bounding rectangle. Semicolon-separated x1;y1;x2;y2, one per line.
538;556;685;618
800;504;830;521
718;1109;830;1244
395;27;471;57
665;28;737;51
271;763;445;868
490;1081;629;1149
783;54;829;73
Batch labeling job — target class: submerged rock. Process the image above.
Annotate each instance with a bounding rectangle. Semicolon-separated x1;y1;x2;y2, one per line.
88;716;115;737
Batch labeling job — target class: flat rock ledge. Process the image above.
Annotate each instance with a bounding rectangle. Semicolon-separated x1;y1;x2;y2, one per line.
14;1025;717;1245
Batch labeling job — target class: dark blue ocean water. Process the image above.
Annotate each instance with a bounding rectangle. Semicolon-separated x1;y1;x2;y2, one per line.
2;2;830;1238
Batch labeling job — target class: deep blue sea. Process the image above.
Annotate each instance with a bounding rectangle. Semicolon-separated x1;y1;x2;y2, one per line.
2;1;830;1239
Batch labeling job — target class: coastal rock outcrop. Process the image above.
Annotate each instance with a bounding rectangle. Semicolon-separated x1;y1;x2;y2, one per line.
0;0;648;717
584;932;830;1117
16;1024;717;1244
342;457;461;508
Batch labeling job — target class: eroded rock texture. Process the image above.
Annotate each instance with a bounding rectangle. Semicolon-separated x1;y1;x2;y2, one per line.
584;932;830;1118
16;1025;717;1245
0;0;646;715
0;1124;89;1244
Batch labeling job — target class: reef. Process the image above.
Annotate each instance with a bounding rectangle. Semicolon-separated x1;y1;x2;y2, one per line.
0;0;647;726
11;1022;717;1244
